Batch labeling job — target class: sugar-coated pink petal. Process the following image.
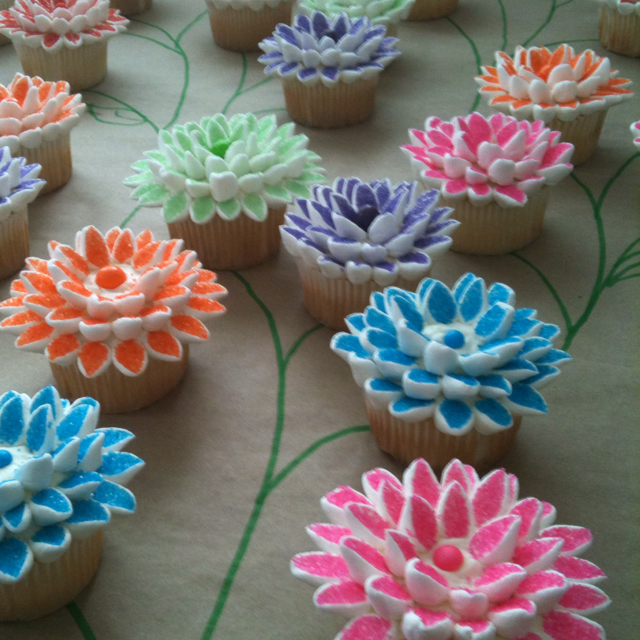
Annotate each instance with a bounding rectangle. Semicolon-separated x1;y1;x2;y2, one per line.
322;486;371;526
441;459;473;493
380;481;406;526
488;598;537;638
437;482;471;539
340;536;391;584
509;475;519;503
365;575;412;620
313;580;369;616
474;563;528;603
557;584;610;615
513;538;565;574
495;184;528;205
510;498;544;542
551;556;606;584
307;523;352;553
399;494;438;551
403;458;440;508
427;129;454;149
469;515;521;565
541;143;574;168
454;619;496;640
291;552;351;585
540;502;557;527
402;608;455;639
467;113;493;147
443;178;469;195
464;465;479;489
450;589;490;619
345;503;390;545
385;530;418;577
362;468;403;503
405;558;449;607
472;468;509;528
409;129;430;147
336;615;394;640
542;526;592;556
542;610;605;640
515;570;568;615
496;120;520;147
424;169;449;181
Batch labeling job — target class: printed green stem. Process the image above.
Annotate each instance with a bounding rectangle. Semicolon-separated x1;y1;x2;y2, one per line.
445;17;482;112
496;0;508;51
85;90;159;133
67;601;97;640
523;0;556;46
120;205;142;229
222;54;250;115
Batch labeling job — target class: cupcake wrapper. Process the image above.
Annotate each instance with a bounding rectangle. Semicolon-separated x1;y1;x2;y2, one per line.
207;1;293;52
599;6;640;57
50;347;189;414
447;187;549;256
14;40;108;92
0;207;29;281
109;0;152;16
20;134;72;195
365;397;521;473
0;530;103;622
408;0;458;21
168;207;285;270
296;258;420;331
282;76;379;129
549;111;607;165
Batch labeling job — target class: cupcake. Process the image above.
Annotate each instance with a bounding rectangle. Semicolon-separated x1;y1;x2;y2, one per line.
259;13;400;128
402;113;574;255
0;0;11;45
280;179;458;330
291;458;610;640
0;148;45;280
0;0;129;92
631;119;640;148
125;113;325;270
596;0;640;57
331;273;571;471
205;0;293;52
476;45;633;164
297;0;414;37
408;0;458;21
0;74;85;195
0;227;227;414
109;0;152;17
0;386;144;621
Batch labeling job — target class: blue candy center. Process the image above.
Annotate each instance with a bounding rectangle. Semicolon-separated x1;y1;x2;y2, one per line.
0;450;13;468
444;330;465;349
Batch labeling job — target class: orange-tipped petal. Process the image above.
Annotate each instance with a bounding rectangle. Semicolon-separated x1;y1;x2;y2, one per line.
197;270;217;283
192;281;226;297
0;297;25;310
133;241;161;270
170;315;209;342
23;293;66;314
50;260;83;284
78;341;111;378
58;245;90;275
11;281;28;295
83;227;110;268
48;306;83;321
112;229;135;263
136;230;153;249
105;228;121;251
146;330;182;361
25;258;50;274
187;297;225;314
22;271;58;295
114;339;148;376
1;310;41;328
46;334;81;363
16;322;54;348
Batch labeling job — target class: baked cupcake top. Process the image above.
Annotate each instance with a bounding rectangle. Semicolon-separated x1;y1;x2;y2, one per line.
259;13;400;87
0;227;227;378
280;179;458;286
331;272;571;433
125;113;325;224
595;0;640;14
0;386;143;583
402;112;574;207
630;119;640;148
0;0;129;51
298;0;413;26
0;74;85;154
476;45;633;123
0;147;44;222
292;458;609;640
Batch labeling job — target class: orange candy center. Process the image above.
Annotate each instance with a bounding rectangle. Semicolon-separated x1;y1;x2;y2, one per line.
95;266;127;290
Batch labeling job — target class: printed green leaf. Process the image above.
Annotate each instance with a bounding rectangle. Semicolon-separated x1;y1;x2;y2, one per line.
162;192;189;222
217;198;241;220
242;194;267;221
190;198;216;223
123;171;153;186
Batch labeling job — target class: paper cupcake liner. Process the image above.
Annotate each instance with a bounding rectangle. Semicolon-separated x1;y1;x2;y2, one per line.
167;207;286;270
50;346;189;414
447;187;549;256
0;530;103;622
109;0;152;16
599;6;640;57
295;259;420;331
207;1;293;52
408;0;458;21
549;111;607;165
14;40;108;92
0;207;29;281
282;76;379;129
20;134;72;195
365;397;521;473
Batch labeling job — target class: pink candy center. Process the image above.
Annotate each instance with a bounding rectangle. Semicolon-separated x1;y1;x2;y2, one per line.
433;545;464;572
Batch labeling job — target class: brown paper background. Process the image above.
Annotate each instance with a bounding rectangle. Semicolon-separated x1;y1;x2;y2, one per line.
0;0;639;637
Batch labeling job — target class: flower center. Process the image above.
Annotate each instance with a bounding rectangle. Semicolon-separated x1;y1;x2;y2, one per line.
211;139;231;159
444;329;465;349
0;450;12;469
95;266;127;290
432;544;465;572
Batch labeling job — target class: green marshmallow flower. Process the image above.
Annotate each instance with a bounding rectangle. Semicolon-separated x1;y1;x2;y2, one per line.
124;113;325;224
298;0;414;27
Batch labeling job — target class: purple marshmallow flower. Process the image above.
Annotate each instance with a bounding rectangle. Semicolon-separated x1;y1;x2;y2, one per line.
0;147;44;222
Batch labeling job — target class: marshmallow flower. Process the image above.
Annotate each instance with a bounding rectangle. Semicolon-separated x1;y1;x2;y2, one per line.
0;147;45;222
331;273;571;433
124;113;325;224
631;120;640;148
476;45;633;123
259;13;400;87
298;0;414;27
402;113;574;207
291;458;610;640
0;74;86;153
0;386;144;583
0;0;129;51
281;179;458;286
0;227;227;378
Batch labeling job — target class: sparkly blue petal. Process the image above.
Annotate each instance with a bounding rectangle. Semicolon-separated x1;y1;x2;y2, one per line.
517;337;552;361
474;398;513;430
58;471;103;500
66;499;110;526
95;427;135;452
365;306;396;336
477;374;512;398
474;303;513;342
99;452;145;484
402;368;440;400
0;395;27;446
435;399;474;434
29;386;62;421
458;277;486;322
390;295;422;333
424;281;456;324
539;323;561;341
361;328;398;351
3;502;31;533
389;396;435;421
92;481;136;515
452;272;476;302
535;349;571;366
522;365;560;389
0;391;19;413
370;291;387;313
25;404;54;455
331;333;370;359
0;538;32;582
507;312;542;338
345;313;366;334
494;357;539;382
29;488;73;526
488;282;515;306
56;404;95;442
505;383;548;415
373;349;416;382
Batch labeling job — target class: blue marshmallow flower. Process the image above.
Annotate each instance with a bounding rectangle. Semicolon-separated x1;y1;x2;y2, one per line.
0;387;144;583
331;273;571;434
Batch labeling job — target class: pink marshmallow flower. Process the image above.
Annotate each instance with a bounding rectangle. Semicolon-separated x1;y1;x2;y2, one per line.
291;459;609;640
402;113;574;208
